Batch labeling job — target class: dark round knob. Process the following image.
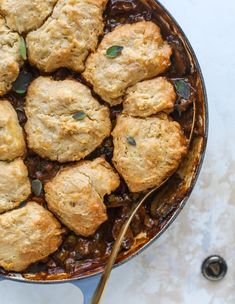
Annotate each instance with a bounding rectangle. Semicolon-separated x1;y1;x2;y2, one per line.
202;256;227;281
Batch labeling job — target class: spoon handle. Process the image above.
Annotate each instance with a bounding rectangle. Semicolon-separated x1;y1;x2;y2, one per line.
91;190;154;304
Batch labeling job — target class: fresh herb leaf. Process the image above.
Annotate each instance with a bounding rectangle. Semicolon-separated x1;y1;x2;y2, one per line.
14;89;26;94
174;79;191;100
19;36;27;60
127;136;136;146
12;70;33;94
106;45;124;58
32;179;43;197
73;111;87;121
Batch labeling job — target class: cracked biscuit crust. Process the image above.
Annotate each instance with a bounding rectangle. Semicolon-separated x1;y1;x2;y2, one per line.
26;0;108;72
83;21;172;106
0;202;63;272
0;159;31;214
123;77;176;117
0;17;22;96
25;77;111;163
112;114;187;192
45;158;120;237
0;0;58;33
0;100;26;161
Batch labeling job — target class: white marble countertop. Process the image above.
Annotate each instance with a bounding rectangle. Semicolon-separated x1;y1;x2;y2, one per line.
1;0;235;303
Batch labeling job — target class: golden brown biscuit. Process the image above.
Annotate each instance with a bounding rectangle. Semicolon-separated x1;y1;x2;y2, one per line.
83;21;172;106
26;0;108;73
123;77;176;117
0;202;63;272
0;100;26;161
75;158;120;198
25;77;111;163
0;159;31;214
0;0;58;33
112;114;187;192
0;17;22;96
45;158;120;237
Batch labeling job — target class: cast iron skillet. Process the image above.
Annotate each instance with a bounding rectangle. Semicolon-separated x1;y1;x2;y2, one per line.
0;0;208;303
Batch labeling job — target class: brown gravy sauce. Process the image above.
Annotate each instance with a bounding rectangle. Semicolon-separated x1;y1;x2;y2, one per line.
0;0;203;279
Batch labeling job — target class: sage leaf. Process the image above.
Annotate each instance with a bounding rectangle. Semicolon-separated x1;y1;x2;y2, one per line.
32;179;43;196
19;36;27;60
127;136;136;146
12;70;33;94
14;89;26;94
174;79;191;99
106;45;124;58
73;111;87;121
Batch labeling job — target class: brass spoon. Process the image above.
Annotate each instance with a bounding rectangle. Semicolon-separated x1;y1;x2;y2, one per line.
91;187;162;304
91;97;196;304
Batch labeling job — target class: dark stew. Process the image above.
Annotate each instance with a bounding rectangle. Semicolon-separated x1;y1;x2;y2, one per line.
1;0;204;280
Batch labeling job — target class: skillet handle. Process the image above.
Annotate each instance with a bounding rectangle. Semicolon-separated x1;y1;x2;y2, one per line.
0;276;100;304
72;275;101;304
